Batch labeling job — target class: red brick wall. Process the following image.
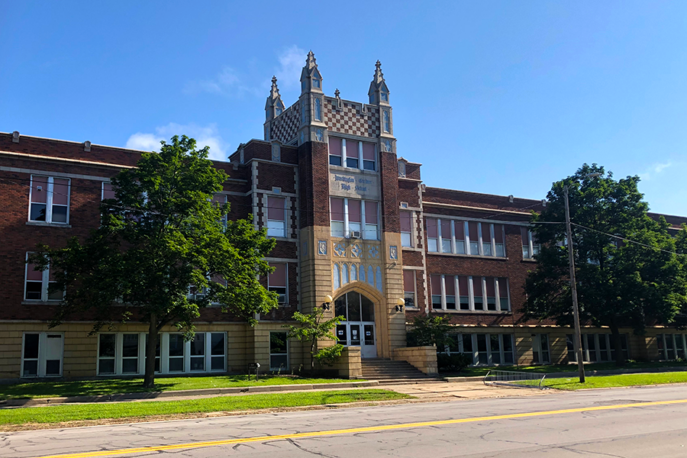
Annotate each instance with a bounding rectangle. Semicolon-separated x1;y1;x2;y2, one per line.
297;141;330;228
379;150;400;233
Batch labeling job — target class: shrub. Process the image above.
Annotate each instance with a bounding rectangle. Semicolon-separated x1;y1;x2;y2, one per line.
437;353;473;372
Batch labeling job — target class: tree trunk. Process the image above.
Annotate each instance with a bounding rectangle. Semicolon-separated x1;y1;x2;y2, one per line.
143;316;158;388
310;339;316;371
610;324;625;366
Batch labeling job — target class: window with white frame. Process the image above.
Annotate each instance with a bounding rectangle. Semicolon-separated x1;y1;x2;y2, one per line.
329;198;379;240
362;142;376;171
403;270;416;308
268;263;288;305
99;332;226;375
266;196;286;237
521;227;540;259
430;275;510;312
29;175;70;224
425;218;506;258
22;332;63;377
532;334;550;364
328;137;377;171
345;139;359;168
566;333;629;363
212;194;228;227
25;254;62;301
445;333;515;366
400;211;413;247
329;137;342;166
269;332;288;370
656;334;687;361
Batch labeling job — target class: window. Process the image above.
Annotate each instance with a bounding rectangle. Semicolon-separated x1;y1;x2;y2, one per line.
494;224;505;257
29;176;70;224
25;254;62;301
468;222;479;255
440;220;451;253
657;334;687;361
313;77;320;89
315;98;322;121
447;333;514;366
400;211;413;247
426;218;438;252
455;221;466;254
270;332;288;370
383;110;390;133
498;278;510;311
212;194;228;227
345;139;359;168
300;101;306;124
330;198;379;240
381;91;388;102
403;270;416;308
398;160;406;178
100;332;225;375
532;334;550;364
268;263;288;305
472;277;484;310
266;196;286;237
102;182;116;200
567;333;630;363
459;276;470;310
480;223;492;256
329;137;342;166
22;332;63;377
276;107;283;116
445;276;456;310
485;278;496;311
362;142;376;171
430;275;442;310
521;227;540;259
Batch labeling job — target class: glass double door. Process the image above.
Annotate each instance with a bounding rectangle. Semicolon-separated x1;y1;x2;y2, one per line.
334;291;377;358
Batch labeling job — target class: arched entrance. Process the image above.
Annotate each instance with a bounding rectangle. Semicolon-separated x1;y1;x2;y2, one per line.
334;291;377;358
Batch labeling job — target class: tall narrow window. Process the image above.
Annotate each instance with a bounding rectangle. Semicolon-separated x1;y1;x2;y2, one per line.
329;137;342;166
266;196;286;237
398;160;406;177
168;334;185;372
315;98;322;121
381;91;388;102
102;182;116;200
330;198;345;237
468;222;479;255
473;277;484;311
190;333;205;371
481;223;492;256
268;263;288;305
98;334;116;375
441;220;452;253
455;221;466;254
300;102;306;124
362;142;376;171
400;211;413;247
25;254;62;301
364;201;378;240
485;278;497;311
313;77;320;89
348;200;362;237
521;227;530;258
270;332;288;370
345;139;359;168
210;333;226;371
383;110;390;132
403;271;416;308
426;218;438;252
498;278;510;311
458;276;470;310
445;276;456;310
30;176;70;224
494;224;505;257
122;334;139;374
431;275;442;310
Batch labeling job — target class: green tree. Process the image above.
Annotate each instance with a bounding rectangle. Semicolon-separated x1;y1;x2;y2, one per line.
284;308;344;371
407;315;451;349
524;164;687;365
30;136;278;387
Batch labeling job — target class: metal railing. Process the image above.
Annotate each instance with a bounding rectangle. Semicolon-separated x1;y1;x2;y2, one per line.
484;370;547;390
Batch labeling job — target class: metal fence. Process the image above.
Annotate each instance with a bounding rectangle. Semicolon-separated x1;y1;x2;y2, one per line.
483;370;548;390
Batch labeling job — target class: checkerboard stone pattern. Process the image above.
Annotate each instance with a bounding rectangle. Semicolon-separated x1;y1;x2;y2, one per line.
324;101;380;138
270;103;300;144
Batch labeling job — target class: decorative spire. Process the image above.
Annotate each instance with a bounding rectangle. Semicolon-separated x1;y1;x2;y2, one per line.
374;60;384;84
368;59;389;104
300;50;323;94
305;50;317;69
270;76;280;98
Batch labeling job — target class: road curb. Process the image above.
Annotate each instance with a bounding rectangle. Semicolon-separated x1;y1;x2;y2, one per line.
0;381;380;407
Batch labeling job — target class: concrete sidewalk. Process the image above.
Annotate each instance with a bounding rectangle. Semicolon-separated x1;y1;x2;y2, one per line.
385;381;553;400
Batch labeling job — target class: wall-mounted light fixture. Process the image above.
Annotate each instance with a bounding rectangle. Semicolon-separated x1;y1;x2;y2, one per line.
322;295;333;311
395;297;405;312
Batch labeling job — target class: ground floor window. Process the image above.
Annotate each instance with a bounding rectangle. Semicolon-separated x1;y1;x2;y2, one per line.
656;334;687;361
22;332;64;378
269;332;288;370
532;334;550;364
98;332;226;375
445;333;514;366
566;333;629;363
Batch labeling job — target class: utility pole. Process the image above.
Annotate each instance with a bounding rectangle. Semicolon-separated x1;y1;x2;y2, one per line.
564;184;586;383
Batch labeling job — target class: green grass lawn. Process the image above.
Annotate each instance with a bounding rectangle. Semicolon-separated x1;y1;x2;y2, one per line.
0;375;361;400
455;360;687;377
540;371;687;390
0;389;409;426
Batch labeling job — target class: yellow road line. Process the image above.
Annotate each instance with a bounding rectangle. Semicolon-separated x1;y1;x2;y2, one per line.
34;398;687;458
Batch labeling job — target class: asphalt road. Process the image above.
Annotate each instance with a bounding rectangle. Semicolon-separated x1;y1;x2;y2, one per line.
4;384;687;458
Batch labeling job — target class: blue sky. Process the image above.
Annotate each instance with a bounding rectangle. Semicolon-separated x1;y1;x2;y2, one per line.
1;1;686;215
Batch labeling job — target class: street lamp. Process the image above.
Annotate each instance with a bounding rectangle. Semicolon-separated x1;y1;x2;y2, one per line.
322;295;333;311
564;172;600;384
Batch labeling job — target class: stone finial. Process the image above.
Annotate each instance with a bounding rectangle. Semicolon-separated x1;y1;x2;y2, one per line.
12;131;20;143
270;76;280;98
305;50;317;69
374;60;384;83
84;141;92;152
335;88;340;98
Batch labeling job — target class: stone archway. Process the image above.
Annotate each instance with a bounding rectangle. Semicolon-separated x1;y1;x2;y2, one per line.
333;284;386;358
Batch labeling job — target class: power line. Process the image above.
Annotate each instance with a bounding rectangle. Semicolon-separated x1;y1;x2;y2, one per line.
571;222;687;259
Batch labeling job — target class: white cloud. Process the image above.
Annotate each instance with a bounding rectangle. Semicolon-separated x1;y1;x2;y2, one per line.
184;66;261;97
641;162;672;181
125;123;229;162
274;45;306;89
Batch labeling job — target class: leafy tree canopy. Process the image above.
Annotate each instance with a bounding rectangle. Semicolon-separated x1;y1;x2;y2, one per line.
524;164;687;363
31;135;278;386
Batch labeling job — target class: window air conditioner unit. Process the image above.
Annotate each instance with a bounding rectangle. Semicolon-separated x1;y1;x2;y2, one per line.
350;231;361;239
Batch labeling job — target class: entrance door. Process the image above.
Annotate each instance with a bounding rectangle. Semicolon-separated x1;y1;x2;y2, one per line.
334;291;377;358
